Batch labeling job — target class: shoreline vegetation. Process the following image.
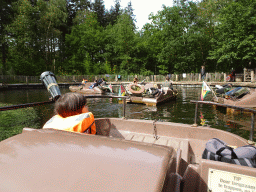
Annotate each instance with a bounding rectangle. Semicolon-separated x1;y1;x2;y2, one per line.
0;103;41;141
1;1;256;78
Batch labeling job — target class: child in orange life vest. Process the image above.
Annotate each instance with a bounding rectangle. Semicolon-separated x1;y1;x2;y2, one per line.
43;92;96;134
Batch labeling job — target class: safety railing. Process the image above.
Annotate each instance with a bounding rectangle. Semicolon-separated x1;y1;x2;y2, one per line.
0;95;128;118
3;95;254;140
191;100;256;141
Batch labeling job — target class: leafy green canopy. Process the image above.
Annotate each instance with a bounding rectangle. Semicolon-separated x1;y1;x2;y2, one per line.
208;0;256;71
7;0;67;75
3;0;255;76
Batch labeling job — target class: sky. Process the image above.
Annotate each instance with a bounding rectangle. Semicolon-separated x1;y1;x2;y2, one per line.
103;0;175;30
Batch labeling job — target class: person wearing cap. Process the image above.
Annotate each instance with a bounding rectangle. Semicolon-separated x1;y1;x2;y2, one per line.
43;92;96;134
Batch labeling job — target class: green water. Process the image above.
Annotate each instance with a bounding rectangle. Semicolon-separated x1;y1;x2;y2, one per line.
0;86;254;141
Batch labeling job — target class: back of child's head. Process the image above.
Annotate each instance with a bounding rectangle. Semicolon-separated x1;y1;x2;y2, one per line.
54;92;87;118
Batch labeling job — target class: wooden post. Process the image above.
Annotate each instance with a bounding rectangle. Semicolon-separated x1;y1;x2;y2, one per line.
176;74;178;82
244;68;246;82
251;70;255;82
206;73;208;81
250;113;255;141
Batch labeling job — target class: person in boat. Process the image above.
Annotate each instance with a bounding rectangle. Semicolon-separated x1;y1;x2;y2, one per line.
97;78;106;86
89;79;98;89
43;92;96;134
165;75;170;81
133;77;138;84
164;75;173;90
81;79;87;86
101;78;107;86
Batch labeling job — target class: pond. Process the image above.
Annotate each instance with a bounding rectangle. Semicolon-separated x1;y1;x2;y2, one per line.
0;86;254;141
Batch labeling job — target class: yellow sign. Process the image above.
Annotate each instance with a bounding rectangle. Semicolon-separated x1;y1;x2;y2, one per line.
208;168;256;192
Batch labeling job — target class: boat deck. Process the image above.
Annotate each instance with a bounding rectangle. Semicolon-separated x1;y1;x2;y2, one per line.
116;131;194;165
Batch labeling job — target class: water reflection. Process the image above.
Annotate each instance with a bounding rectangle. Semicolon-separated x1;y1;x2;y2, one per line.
199;112;206;126
0;86;255;141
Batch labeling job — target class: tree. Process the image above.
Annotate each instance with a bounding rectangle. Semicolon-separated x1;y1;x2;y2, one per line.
65;10;105;74
105;11;136;74
208;0;256;71
141;0;217;74
59;0;91;66
92;0;106;27
0;0;18;75
7;0;67;75
105;0;121;26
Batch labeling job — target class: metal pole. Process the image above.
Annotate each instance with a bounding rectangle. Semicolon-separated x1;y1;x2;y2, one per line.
250;112;255;141
123;98;126;118
0;100;54;111
193;102;198;126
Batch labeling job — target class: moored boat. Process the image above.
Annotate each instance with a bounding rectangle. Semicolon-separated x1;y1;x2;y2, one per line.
1;103;255;191
121;82;178;106
213;85;256;108
69;82;112;95
69;84;106;94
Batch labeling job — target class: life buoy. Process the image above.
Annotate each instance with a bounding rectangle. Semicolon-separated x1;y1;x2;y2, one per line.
127;83;145;94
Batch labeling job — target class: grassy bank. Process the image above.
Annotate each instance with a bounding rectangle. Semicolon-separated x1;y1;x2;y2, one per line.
0;103;41;141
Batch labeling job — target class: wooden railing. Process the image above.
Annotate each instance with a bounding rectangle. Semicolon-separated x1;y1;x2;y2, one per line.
0;73;243;84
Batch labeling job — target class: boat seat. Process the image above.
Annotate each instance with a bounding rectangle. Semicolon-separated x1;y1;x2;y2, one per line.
1;128;177;192
120;131;190;176
122;131;189;158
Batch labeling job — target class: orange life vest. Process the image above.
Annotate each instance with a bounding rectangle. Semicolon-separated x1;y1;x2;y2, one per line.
43;112;96;134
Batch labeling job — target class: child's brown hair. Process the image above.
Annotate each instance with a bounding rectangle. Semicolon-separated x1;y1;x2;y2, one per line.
54;92;87;118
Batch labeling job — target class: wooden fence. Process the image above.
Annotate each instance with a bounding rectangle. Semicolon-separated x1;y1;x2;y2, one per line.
0;71;253;84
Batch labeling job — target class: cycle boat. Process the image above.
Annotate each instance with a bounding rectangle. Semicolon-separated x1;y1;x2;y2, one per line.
213;85;256;108
2;72;253;191
1;112;255;192
122;82;178;106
